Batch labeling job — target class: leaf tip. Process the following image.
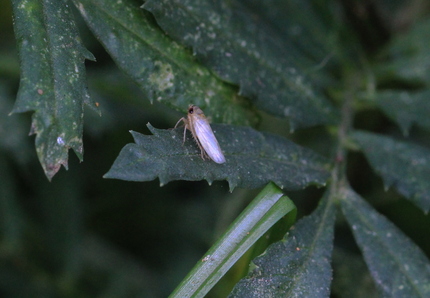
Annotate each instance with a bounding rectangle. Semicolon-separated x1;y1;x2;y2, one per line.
146;123;156;133
129;130;140;138
383;182;392;192
83;48;96;62
43;160;68;182
228;180;237;192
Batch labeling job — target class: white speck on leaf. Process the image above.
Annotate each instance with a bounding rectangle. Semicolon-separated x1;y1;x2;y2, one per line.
57;136;65;146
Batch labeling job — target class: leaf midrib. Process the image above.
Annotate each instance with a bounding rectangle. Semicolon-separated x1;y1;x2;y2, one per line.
133;151;329;175
284;198;333;296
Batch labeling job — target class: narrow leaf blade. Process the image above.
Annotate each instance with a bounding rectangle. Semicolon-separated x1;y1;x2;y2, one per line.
104;124;331;191
11;0;97;179
353;130;430;213
340;187;430;297
170;182;296;298
143;0;339;129
229;192;336;297
72;0;257;126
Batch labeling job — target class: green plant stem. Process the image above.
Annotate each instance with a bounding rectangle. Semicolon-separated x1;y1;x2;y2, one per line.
331;75;358;196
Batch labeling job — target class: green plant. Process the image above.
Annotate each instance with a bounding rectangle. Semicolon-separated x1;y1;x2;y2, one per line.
1;0;430;297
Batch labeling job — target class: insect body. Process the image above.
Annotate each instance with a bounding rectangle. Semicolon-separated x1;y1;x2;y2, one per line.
175;105;226;164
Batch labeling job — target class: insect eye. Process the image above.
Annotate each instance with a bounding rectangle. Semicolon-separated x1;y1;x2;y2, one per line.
189;107;194;114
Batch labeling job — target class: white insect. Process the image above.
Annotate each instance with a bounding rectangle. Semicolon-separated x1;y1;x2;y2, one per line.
175;105;226;164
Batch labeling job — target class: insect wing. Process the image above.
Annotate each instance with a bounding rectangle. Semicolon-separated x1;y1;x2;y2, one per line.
193;118;226;164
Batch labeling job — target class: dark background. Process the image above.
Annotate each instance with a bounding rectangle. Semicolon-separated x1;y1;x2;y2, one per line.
0;0;429;297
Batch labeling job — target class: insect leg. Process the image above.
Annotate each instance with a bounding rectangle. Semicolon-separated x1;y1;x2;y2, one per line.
183;126;188;144
174;117;189;144
174;117;186;128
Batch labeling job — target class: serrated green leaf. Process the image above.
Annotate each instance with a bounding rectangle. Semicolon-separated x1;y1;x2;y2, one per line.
72;0;257;126
104;123;331;191
229;192;336;297
376;18;430;84
340;187;430;297
353;130;430;213
143;0;339;130
367;90;430;135
11;0;98;180
170;182;296;298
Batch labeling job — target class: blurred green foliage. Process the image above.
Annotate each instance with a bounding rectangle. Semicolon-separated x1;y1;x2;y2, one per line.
1;0;430;297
